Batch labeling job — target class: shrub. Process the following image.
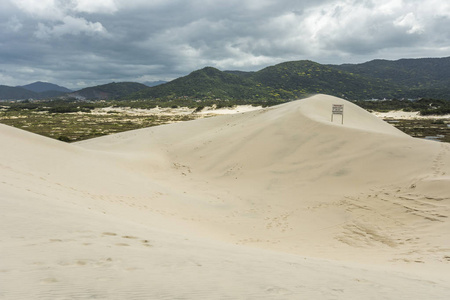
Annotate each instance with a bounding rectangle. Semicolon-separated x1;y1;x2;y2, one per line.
57;135;71;142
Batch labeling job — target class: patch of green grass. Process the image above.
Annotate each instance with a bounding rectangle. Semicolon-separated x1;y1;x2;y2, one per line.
0;110;199;142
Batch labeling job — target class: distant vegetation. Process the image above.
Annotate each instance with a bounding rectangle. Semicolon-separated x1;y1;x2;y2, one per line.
1;97;283;116
3;99;100;113
0;101;199;142
352;98;450;116
4;96;449;117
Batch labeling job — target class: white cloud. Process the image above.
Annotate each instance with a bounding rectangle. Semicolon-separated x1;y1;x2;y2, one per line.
12;0;64;20
270;0;437;59
10;0;111;38
36;16;108;38
11;0;118;17
394;12;424;34
373;0;403;15
73;0;118;14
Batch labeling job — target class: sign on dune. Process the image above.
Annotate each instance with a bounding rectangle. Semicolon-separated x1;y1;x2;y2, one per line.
331;104;344;124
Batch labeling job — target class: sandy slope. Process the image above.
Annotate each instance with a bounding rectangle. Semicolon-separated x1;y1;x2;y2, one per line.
1;94;449;299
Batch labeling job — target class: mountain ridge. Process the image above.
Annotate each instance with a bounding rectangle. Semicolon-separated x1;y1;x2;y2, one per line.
2;56;450;101
125;60;403;101
331;56;450;88
19;81;72;93
68;82;149;100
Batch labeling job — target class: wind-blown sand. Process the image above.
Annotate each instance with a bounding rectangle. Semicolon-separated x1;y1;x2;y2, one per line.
1;94;449;299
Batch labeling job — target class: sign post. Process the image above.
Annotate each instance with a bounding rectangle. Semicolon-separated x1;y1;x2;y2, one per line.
331;104;344;124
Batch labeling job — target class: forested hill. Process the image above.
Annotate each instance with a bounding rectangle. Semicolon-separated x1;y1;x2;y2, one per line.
69;82;148;100
125;61;403;101
126;58;450;101
0;85;37;100
20;81;72;93
331;57;450;88
247;60;398;100
126;67;274;101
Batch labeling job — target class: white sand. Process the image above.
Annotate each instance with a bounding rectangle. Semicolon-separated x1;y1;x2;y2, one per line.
1;94;449;299
90;105;262;116
197;104;263;115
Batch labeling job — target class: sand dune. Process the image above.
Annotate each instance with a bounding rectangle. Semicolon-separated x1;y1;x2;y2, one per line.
1;94;449;299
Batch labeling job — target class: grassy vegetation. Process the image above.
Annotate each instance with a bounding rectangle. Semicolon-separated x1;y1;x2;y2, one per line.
0;108;199;142
0;98;281;142
1;98;449;143
3;97;281;112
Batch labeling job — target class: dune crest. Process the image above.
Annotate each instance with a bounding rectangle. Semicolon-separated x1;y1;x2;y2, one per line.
2;94;449;299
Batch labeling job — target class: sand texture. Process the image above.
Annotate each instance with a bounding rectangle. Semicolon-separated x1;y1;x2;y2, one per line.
1;94;449;299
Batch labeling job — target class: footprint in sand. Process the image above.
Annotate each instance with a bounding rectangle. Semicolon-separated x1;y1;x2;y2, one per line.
49;239;63;242
142;240;153;247
122;235;138;239
115;243;130;246
76;260;88;266
40;278;58;284
266;286;290;295
101;232;153;247
102;232;117;236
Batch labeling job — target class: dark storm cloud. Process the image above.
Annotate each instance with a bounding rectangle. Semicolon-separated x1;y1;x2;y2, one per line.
1;0;449;89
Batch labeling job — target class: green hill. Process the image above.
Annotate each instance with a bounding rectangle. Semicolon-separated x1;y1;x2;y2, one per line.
5;57;449;102
333;57;450;87
70;82;148;100
0;85;38;100
248;60;399;99
126;61;402;101
127;67;274;101
20;81;72;93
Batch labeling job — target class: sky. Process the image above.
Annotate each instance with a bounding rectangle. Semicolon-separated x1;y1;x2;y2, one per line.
1;0;449;90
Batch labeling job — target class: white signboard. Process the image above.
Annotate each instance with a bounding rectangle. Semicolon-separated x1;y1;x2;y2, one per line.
331;104;344;124
332;104;344;114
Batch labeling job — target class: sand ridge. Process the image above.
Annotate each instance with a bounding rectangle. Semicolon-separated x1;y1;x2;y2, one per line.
1;94;449;299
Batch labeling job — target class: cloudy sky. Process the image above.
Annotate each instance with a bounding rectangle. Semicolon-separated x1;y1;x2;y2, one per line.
1;0;449;89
